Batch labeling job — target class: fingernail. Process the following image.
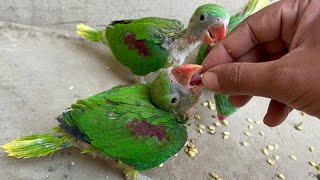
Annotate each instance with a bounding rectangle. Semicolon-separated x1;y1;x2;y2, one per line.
202;72;220;91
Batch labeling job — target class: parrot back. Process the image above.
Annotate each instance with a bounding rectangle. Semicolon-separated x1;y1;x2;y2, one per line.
59;84;188;171
105;17;184;76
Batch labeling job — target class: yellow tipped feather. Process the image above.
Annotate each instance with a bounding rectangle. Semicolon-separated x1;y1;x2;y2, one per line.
76;23;105;42
77;23;96;33
2;131;72;158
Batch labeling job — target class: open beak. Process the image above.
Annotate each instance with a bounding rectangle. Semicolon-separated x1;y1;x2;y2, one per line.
171;64;203;87
203;23;227;46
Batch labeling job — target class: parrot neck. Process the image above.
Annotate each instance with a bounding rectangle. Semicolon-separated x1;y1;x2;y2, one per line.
168;33;201;66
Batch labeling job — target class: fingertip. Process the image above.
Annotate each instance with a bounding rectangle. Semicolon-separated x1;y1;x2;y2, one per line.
202;71;220;92
263;99;292;127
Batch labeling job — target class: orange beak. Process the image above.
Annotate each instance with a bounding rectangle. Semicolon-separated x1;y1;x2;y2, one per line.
203;23;227;46
171;64;203;87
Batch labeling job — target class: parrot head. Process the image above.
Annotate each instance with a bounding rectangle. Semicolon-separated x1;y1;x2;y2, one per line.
149;64;203;121
186;3;230;46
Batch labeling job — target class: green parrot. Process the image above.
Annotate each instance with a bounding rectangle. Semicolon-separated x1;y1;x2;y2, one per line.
196;0;269;121
76;4;230;82
2;64;203;180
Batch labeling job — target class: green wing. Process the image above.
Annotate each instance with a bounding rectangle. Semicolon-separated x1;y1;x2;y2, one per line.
61;85;187;171
106;17;184;76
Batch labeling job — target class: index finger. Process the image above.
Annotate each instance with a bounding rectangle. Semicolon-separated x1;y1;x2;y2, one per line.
201;0;296;72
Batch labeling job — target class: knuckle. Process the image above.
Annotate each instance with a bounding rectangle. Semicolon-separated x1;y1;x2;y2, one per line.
225;64;245;93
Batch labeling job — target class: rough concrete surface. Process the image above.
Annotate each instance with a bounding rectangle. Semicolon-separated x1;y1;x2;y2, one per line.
0;0;250;31
0;1;319;180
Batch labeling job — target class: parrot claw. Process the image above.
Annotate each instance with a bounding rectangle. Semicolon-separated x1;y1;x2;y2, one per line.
132;76;146;85
124;167;153;180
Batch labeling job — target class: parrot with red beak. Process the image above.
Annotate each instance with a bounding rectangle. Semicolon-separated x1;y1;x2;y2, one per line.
77;4;229;82
2;64;203;180
196;0;269;121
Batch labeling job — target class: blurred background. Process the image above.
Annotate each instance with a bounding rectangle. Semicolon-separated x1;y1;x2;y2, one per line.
0;0;251;30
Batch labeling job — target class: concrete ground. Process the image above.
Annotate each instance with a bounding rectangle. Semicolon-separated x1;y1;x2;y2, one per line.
0;1;320;180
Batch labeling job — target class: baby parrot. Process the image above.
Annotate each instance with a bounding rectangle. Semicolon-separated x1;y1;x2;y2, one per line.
2;64;203;180
196;0;269;120
77;4;230;82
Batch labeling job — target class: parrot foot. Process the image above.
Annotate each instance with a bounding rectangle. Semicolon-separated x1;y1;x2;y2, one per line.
123;167;153;180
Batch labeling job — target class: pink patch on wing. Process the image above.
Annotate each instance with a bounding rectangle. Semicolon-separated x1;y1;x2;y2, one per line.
124;33;151;56
128;118;167;142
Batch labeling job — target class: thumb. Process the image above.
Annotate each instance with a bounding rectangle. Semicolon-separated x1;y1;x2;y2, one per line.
202;61;285;98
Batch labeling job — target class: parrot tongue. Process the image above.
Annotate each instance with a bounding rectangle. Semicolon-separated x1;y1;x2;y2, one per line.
171;64;203;87
203;23;227;46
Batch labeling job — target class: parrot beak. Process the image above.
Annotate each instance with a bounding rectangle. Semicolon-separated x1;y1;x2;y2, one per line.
203;23;227;46
171;64;203;87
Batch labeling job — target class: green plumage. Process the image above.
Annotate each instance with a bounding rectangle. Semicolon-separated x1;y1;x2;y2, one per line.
214;94;238;116
2;84;187;171
2;130;72;158
77;4;230;77
105;18;183;75
77;18;183;76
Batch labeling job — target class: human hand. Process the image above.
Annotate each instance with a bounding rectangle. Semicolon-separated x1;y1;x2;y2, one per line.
201;0;320;127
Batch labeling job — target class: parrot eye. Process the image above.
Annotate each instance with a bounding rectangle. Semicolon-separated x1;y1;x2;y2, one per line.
199;14;205;21
171;97;178;104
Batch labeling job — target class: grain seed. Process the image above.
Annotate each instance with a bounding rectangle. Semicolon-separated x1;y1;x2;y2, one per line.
242;142;249;146
198;124;206;129
195;114;201;120
289;155;297;161
68;86;74;90
309;146;315;152
309;162;316;167
246;118;253;123
267;145;275;151
222;120;228;126
210;172;219;178
223;131;230;136
267;159;275;165
202;102;209;106
248;125;253;130
214;121;221;127
262;149;268;155
255;121;262;124
187;151;196;157
244;132;251;136
277;174;285;179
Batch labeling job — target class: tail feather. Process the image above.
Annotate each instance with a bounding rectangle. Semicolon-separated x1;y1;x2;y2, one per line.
76;23;106;43
244;0;269;16
2;128;73;158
